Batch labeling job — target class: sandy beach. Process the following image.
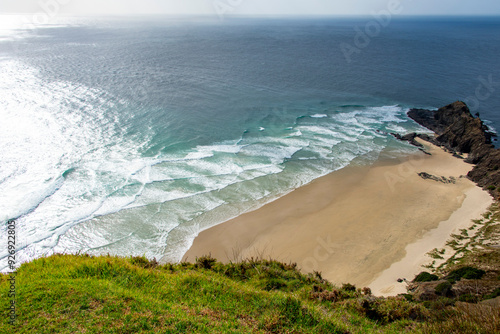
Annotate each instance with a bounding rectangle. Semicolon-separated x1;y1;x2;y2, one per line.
183;139;493;295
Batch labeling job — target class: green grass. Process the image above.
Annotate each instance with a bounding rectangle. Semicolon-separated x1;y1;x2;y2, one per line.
1;254;431;334
2;243;498;334
3;208;500;333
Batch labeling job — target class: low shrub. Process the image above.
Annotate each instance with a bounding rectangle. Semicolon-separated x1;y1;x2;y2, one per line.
129;256;159;269
342;283;356;292
414;271;439;282
422;297;455;311
349;297;429;324
458;293;479;303
435;281;453;296
400;293;414;302
446;267;486;282
483;287;500;300
308;285;353;302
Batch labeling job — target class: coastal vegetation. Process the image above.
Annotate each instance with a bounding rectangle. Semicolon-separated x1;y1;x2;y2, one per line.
1;242;498;333
0;253;424;333
407;204;500;333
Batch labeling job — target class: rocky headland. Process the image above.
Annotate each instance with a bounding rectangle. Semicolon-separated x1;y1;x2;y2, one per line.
406;101;500;198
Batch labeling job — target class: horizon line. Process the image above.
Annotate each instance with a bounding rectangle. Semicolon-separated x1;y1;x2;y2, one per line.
1;12;500;18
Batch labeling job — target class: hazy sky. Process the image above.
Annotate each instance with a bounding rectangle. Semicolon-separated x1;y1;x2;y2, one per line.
1;0;500;17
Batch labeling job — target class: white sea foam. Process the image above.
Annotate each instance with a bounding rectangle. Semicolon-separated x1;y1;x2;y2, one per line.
0;62;424;273
240;144;302;164
0;59;160;270
385;124;409;134
297;125;340;137
287;130;303;137
184;151;214;160
483;119;497;134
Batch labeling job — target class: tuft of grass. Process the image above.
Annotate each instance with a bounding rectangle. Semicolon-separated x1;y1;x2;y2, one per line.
422;260;437;270
195;255;217;270
445;239;460;250
427;248;445;260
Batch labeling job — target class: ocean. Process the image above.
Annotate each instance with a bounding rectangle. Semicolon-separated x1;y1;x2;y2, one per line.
1;15;499;269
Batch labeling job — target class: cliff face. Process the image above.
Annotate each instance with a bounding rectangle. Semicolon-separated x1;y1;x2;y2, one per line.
408;101;494;163
407;101;500;197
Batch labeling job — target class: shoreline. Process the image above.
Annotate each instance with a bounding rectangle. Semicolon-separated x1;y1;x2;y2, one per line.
183;139;493;295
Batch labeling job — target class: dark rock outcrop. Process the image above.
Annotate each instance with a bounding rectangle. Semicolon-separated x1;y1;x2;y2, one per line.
408;101;494;163
390;132;424;148
407;101;500;198
390;132;432;155
418;172;456;184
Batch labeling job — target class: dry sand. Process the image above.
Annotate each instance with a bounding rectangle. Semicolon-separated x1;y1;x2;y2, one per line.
183;139;493;295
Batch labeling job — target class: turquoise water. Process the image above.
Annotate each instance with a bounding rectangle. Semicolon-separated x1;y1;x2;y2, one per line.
0;16;499;268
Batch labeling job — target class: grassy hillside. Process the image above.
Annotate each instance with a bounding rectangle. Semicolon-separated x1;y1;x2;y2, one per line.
1;251;498;333
2;205;500;333
0;253;430;334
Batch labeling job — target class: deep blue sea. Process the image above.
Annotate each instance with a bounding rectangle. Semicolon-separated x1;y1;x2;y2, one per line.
1;16;499;269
